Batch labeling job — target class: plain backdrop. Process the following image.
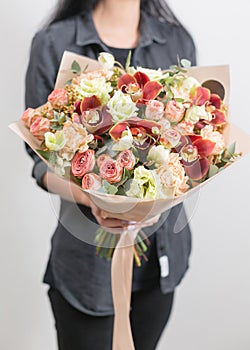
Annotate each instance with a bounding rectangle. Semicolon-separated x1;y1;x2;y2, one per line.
1;1;250;349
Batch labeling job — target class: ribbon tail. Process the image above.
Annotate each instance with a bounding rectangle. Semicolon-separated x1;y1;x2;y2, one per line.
111;229;138;350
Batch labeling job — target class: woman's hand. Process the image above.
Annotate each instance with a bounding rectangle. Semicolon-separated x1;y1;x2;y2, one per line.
89;200;132;234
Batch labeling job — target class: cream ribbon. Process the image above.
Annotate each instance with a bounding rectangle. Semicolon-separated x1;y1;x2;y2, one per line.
111;228;139;350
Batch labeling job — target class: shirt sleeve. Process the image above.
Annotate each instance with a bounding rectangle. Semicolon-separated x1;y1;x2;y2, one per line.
24;29;58;191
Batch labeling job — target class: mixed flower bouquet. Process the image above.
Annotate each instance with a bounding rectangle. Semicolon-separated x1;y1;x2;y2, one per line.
20;52;240;264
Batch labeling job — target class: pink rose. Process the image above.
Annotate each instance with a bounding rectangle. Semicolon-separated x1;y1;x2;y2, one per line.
30;117;50;141
71;149;95;178
21;108;41;128
160;128;181;148
165;100;185;123
145;100;164;120
99;158;123;183
48;88;69;107
117;150;136;170
82;173;102;190
97;154;110;168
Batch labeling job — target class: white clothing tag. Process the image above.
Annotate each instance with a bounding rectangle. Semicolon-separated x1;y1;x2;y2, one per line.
159;255;169;278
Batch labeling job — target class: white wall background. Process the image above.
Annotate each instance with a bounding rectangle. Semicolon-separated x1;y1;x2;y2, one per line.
1;1;250;349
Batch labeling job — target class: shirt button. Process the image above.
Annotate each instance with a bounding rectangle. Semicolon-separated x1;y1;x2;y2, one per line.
159;255;169;278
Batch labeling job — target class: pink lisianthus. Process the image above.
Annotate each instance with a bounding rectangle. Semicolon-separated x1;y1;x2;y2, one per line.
48;88;69;108
165;100;185;123
99;158;123;183
71;149;95;178
117;150;136;170
30;116;50;141
145;100;164;120
82;173;102;190
21;108;41;128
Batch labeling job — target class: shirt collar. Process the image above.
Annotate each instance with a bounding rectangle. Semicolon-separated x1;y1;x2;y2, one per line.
76;10;168;48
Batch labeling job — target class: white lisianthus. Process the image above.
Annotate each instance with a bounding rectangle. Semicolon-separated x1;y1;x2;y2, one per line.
112;128;133;151
185;105;212;124
107;90;138;122
182;76;201;92
45;131;66;151
126;166;164;200
136;67;169;81
147;145;170;165
98;52;115;69
76;77;112;105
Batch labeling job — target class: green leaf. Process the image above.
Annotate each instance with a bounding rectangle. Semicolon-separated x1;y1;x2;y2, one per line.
36;149;52;161
180;59;191;68
227;141;236;156
65;79;72;86
102;180;118;195
208;164;219;178
71;60;81;74
175;97;185;103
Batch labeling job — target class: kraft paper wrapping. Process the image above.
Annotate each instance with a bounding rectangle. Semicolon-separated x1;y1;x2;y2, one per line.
9;51;250;350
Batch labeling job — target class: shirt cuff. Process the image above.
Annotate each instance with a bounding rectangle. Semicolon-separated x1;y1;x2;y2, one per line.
32;160;49;192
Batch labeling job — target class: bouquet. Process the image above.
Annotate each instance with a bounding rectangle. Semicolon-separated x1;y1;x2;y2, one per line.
12;51;250;350
20;52;240;265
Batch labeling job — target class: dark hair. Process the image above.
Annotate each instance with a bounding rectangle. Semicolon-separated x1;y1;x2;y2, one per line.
48;0;182;26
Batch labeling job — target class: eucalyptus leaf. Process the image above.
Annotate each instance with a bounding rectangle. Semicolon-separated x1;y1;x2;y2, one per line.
102;180;118;195
208;164;219;178
180;59;191;68
71;60;81;74
227;141;236;156
36;149;51;161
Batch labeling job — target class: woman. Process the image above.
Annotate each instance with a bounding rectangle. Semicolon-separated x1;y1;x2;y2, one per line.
25;0;196;349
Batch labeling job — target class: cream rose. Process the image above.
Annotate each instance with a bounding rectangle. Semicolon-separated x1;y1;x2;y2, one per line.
59;121;93;161
200;125;225;155
156;153;189;197
30;117;50;141
107;90;138;122
165;100;185;123
145;100;164;120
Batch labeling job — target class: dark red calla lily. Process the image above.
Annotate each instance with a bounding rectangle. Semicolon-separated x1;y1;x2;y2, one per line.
133;71;150;87
80;96;102;113
81;106;113;135
117;72;162;103
210;93;222;109
142;81;163;101
192;138;216;158
193;86;211;106
109;122;129;140
211;109;227;126
109;118;161;141
117;74;137;89
184;157;210;181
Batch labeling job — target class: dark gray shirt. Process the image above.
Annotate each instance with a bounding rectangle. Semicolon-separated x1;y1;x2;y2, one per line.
25;9;196;316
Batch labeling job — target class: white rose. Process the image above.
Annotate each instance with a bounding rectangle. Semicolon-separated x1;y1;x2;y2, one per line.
147;145;170;165
107;90;138;122
76;77;112;105
185;105;212;124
